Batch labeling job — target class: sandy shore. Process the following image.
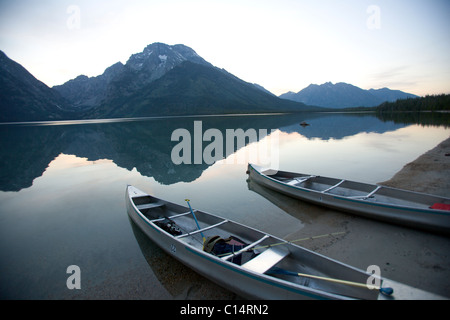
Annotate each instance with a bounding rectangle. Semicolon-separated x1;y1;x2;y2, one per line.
379;136;450;197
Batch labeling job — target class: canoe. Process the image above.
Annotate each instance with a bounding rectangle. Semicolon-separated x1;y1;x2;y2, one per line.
125;185;444;299
247;164;450;235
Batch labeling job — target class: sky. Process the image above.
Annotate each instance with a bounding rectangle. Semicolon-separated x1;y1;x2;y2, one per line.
0;0;449;96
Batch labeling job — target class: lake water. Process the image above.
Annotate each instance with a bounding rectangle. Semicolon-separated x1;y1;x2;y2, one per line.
0;112;449;299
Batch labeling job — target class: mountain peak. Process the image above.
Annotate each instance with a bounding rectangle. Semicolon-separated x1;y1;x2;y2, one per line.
53;42;212;109
126;42;211;73
51;42;310;117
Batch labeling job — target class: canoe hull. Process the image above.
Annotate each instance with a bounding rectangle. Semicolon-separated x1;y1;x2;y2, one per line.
125;186;386;300
247;164;450;235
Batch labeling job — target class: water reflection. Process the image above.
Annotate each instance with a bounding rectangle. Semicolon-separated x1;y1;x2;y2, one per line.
279;112;402;140
1;112;449;299
128;216;238;299
247;178;325;225
0;112;429;192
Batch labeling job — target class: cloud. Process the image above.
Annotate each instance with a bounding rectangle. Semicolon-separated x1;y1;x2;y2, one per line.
367;65;417;90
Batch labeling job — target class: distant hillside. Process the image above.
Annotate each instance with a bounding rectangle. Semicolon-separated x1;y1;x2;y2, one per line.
0;51;74;122
280;82;418;109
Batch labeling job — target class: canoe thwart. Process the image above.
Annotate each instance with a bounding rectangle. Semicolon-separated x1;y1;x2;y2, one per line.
176;220;228;239
322;179;345;193
151;211;193;222
348;186;382;200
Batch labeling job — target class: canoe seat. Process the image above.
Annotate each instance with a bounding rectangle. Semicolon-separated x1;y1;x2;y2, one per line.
241;247;289;274
137;202;164;210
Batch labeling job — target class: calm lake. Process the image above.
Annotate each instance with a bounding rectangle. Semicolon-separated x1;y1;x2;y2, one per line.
0;112;449;299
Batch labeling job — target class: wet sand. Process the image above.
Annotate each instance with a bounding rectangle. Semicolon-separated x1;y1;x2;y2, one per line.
380;136;450;198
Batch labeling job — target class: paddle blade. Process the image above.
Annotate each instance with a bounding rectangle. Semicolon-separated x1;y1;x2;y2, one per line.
380;287;394;296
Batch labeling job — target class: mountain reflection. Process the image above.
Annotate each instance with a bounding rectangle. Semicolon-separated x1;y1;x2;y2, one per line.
1;112;436;192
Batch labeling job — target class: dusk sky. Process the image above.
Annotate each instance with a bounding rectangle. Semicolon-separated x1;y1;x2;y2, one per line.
0;0;449;96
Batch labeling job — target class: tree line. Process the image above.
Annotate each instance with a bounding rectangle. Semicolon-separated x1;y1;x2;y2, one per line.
376;94;450;113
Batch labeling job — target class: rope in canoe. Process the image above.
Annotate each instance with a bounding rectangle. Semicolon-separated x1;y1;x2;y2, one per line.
252;231;347;250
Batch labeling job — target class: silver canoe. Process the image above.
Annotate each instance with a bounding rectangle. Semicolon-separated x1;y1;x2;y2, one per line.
125;185;444;300
247;163;450;235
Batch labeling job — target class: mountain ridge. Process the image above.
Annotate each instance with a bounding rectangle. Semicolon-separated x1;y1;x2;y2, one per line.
55;42;312;118
1;43;423;122
0;43;312;122
279;82;418;109
0;50;76;122
85;60;311;118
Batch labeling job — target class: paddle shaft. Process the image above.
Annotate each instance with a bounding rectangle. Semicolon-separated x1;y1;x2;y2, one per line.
296;272;375;290
270;267;393;295
297;272;393;295
185;199;205;242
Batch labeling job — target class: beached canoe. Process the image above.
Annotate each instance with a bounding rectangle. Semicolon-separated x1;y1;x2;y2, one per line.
126;185;444;299
247;164;450;235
